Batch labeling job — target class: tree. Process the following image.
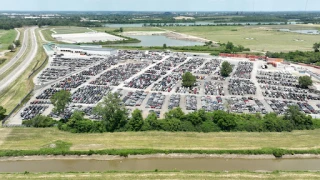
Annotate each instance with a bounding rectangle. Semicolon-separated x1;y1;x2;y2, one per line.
225;41;235;52
313;43;320;52
298;76;313;89
182;72;196;87
284;106;313;130
220;61;233;77
14;40;21;47
0;106;6;120
165;107;184;119
94;92;128;132
119;27;123;32
50;90;71;116
129;109;144;131
8;44;14;51
163;43;167;49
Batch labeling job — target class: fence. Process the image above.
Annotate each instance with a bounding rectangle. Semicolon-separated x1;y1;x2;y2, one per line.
2;90;33;126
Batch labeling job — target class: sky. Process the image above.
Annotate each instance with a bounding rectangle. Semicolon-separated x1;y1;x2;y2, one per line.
0;0;320;11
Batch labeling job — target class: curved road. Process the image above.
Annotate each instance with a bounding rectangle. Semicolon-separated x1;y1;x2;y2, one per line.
0;27;38;92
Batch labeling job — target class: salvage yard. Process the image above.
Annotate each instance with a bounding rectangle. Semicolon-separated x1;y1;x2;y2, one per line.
7;48;320;125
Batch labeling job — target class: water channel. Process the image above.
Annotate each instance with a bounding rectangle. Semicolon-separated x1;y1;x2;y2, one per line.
1;157;320;172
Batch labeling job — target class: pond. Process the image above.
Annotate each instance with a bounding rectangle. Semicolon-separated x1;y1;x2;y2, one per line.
1;157;320;172
111;35;204;47
279;29;319;35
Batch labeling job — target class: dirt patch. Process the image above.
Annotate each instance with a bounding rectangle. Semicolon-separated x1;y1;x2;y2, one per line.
164;32;210;43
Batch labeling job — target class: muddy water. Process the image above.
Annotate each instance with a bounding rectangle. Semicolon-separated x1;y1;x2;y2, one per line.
1;157;320;172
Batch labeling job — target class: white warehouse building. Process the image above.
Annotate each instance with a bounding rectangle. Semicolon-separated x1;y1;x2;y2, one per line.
54;44;117;56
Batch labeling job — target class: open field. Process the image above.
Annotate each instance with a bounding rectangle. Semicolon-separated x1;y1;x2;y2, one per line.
53;27;93;34
161;25;320;52
93;27;164;32
0;29;17;51
1;128;320;151
1;171;320;180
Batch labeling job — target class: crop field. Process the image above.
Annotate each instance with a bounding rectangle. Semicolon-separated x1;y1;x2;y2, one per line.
1;128;320;151
1;171;320;180
0;29;17;51
161;25;320;52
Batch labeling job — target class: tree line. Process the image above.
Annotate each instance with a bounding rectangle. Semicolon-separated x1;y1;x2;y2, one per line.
22;91;319;133
0;16;102;30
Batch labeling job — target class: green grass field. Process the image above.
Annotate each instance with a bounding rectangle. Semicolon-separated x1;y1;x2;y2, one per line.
1;171;320;180
161;25;320;52
93;27;164;32
53;27;93;34
0;29;17;51
1;128;320;151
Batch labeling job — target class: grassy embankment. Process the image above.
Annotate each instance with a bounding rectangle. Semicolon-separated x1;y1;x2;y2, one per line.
0;29;48;113
160;25;320;52
1;171;320;180
1;128;320;157
0;29;20;68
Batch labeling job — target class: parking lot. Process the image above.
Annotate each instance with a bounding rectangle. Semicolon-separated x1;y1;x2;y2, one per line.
8;50;320;125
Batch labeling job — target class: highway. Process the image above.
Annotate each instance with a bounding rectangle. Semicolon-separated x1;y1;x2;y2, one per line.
0;27;38;92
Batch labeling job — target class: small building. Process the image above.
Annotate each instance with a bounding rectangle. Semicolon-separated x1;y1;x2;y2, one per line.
54;44;117;56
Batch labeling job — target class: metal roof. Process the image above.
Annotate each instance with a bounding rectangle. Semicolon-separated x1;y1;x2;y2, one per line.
57;44;116;52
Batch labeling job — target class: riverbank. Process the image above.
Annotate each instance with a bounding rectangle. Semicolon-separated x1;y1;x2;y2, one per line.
2;153;320;161
2;171;320;180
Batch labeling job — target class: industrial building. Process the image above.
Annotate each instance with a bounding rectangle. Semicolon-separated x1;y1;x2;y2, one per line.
53;44;117;56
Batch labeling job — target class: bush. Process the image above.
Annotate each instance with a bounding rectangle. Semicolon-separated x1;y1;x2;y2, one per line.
22;115;56;127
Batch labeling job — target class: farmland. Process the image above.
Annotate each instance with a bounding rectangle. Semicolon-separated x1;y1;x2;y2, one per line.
160;25;320;52
1;128;320;151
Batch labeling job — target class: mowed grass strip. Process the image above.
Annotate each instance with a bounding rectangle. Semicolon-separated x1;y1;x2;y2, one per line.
161;25;320;52
1;171;320;180
1;128;320;151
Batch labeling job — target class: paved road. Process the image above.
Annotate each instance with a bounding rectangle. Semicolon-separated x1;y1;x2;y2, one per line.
0;27;38;92
0;28;28;78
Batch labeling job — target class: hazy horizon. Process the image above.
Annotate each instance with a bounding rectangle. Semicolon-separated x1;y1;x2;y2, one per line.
1;0;319;12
